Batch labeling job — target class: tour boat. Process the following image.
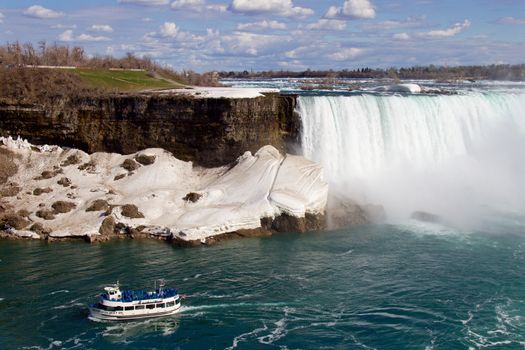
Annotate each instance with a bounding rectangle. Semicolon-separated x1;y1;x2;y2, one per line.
89;280;184;321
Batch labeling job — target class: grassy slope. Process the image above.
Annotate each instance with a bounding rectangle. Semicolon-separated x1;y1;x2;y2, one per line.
75;69;186;91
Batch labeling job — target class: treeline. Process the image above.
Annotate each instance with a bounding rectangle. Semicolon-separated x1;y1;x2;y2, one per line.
0;41;220;87
219;64;525;81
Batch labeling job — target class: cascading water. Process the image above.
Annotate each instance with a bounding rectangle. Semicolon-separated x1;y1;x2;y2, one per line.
298;92;525;226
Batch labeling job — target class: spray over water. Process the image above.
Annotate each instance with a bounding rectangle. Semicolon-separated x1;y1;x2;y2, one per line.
299;92;525;227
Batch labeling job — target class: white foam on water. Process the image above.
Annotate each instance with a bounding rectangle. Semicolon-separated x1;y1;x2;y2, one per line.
48;290;69;295
225;323;269;350
180;302;286;314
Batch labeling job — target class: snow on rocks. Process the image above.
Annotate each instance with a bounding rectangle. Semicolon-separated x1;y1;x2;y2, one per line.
159;87;280;99
0;137;328;243
371;83;422;93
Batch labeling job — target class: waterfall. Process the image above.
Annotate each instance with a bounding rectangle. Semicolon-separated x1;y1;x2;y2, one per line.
298;92;525;224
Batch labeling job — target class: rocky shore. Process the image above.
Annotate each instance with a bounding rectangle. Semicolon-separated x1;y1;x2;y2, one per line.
0;137;328;245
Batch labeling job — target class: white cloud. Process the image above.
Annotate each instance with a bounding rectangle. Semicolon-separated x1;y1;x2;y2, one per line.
58;30;111;42
77;33;112;42
307;19;347;31
51;24;77;29
118;0;169;5
24;5;64;19
58;30;74;42
328;47;364;61
325;0;375;19
422;19;471;38
171;0;227;13
229;0;314;18
0;12;4;23
363;16;425;30
497;17;525;25
237;20;287;31
90;24;114;33
221;31;292;56
393;32;410;41
159;22;179;37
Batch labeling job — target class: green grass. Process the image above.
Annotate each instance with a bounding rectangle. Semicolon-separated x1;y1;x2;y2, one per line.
75;69;186;91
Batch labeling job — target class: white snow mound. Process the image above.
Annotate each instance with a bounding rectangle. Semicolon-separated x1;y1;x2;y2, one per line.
0;137;328;242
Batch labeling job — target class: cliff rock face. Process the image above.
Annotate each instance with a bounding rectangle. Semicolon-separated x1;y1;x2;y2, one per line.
0;92;299;167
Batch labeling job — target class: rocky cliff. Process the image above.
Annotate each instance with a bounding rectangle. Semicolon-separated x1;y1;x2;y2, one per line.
0;92;299;167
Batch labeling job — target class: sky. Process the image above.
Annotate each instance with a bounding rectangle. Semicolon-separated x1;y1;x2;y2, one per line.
0;0;524;72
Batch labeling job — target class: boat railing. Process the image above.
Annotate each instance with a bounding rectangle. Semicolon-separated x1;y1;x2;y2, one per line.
102;288;178;302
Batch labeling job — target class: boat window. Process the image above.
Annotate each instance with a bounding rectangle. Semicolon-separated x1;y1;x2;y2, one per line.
176;299;180;304
105;306;116;311
125;306;134;311
115;306;123;311
146;304;155;309
156;303;165;308
166;301;175;307
135;305;145;310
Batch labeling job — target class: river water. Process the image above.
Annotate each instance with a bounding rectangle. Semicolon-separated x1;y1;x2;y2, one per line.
1;224;525;349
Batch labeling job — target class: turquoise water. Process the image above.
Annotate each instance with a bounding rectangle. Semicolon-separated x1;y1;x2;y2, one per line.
1;225;524;349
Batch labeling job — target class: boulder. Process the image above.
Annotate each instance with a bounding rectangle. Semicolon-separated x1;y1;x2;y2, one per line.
51;201;77;214
61;153;82;167
411;211;442;223
36;209;56;220
86;199;110;212
0;213;30;230
121;159;139;172
183;192;202;203
33;187;53;196
135;154;156;166
57;177;72;187
121;204;144;219
99;216;116;235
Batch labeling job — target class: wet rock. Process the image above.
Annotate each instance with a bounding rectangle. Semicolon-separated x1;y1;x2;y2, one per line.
33;187;53;196
99;216;116;236
121;204;144;219
326;195;384;229
135;154;156;166
183;192;202;203
270;213;326;233
86;199;110;212
235;227;272;238
51;201;77;214
411;211;442;223
30;223;51;236
121;159;139;172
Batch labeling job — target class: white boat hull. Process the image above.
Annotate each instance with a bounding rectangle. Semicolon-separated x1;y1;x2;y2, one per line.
89;303;182;321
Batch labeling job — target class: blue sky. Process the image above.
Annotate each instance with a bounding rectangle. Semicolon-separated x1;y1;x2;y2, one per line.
1;0;524;72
